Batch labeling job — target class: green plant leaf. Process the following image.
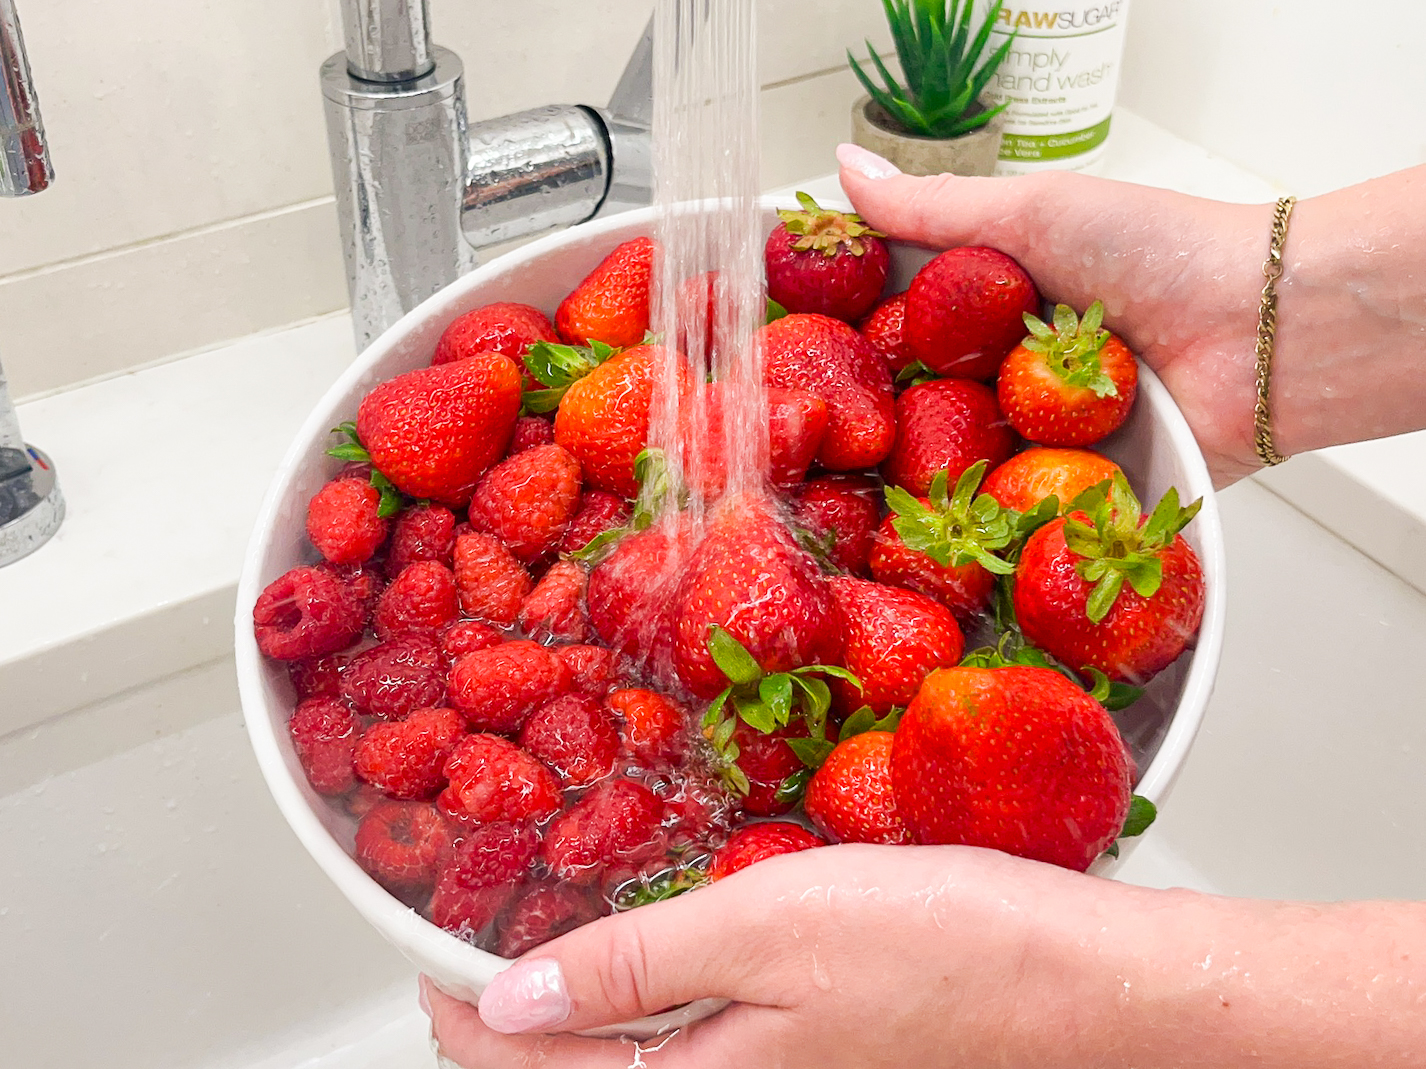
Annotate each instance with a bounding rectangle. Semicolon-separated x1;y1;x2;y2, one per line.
773;767;813;807
707;625;763;687
1120;795;1157;839
839;706;877;740
521;388;565;414
759;673;794;725
734;693;777;735
766;297;790;323
789;736;837;769
1085;571;1126;624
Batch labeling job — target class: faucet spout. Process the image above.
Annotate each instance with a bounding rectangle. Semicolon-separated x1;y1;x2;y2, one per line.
339;0;435;83
0;0;52;197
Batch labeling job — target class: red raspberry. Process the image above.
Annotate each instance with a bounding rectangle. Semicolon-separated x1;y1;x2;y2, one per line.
509;415;555;454
709;821;826;881
320;560;385;619
558;491;632;554
440;734;562;825
432;302;558;368
517;559;590;643
344;783;385;820
453;532;532;625
448;640;572;733
355;800;455;897
354;706;467;800
335;460;375;482
253;566;365;661
858;292;917;374
439;620;504;662
306;478;388;565
540;779;667;885
519;694;619;789
386;504;456;575
340;634;446;720
494;881;602;958
607;688;687;766
731;721;814;818
373;561;458;640
467;444;582;565
553;644;619;696
287;654;346;700
792;473;882;576
430;821;541;936
288;697;361;795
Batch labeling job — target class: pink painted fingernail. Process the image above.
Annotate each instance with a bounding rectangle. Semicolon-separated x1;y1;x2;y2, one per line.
418;975;433;1020
837;142;901;180
478;957;571;1034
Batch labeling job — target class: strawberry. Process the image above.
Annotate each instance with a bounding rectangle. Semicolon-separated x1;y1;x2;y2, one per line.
354;706;466;800
430;821;540;936
354;800;455;897
494;881;602;958
904;247;1040;381
340;634;446;720
439;733;563;825
981;447;1123;514
253;565;365;661
826;576;964;715
559;490;632;555
452;531;531;625
517;559;590;643
518;693;619;789
998;301;1138;447
674;270;719;358
586;517;693;675
372;561;458;640
355;352;523;506
288;697;362;796
447;639;573;733
678;383;829;496
386;503;456;574
555;236;655;348
608;687;688;767
670;496;843;699
881;377;1017;498
858;292;917;375
467;443;582;564
726;720;814;818
553;643;620;696
869;514;998;622
433;301;558;368
805;730;910;845
708;821;825;880
790;473;882;576
765;192;889;323
659;767;736;848
306;478;388;565
1013;474;1205;684
540;778;667;885
760;314;896;471
891;665;1133;871
439;619;503;661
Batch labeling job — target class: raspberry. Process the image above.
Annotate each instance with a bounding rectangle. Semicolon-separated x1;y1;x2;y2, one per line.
288;697;361;795
494;882;601;958
386;503;456;575
540;778;667;885
553;644;619;696
439;620;504;662
430;821;541;937
253;566;365;661
432;302;558;367
453;532;532;625
340;634;446;720
558;491;631;555
354;799;454;897
519;694;619;789
709;821;825;881
320;561;385;618
354;706;467;800
345;783;385;820
440;733;562;824
509;415;555;454
288;654;346;700
792;473;882;576
607;688;687;766
467;444;582;564
306;478;389;565
448;640;572;733
373;561;458;640
517;559;589;643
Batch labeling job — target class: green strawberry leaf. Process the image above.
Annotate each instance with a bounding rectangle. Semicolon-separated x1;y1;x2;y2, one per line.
611;863;709;910
521;388;566;414
1104;680;1145;712
789;735;837;769
766;297;790;324
789;673;832;727
707;625;763;688
759;674;794;724
773;767;813;806
703;689;730;730
1120;795;1157;839
369;469;405;518
326;422;372;463
734;693;778;735
894;360;938;387
1084;571;1126;624
838;705;876;740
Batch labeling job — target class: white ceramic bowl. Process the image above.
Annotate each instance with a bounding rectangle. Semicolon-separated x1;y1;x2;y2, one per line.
235;196;1226;1037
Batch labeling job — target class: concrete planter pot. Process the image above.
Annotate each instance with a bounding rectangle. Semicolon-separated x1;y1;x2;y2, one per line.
850;95;1005;177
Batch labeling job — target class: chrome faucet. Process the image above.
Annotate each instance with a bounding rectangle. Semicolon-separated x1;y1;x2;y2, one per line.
323;0;653;350
0;0;64;566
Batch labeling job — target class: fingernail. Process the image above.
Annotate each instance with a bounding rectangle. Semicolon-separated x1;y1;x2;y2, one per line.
417;975;433;1020
478;957;571;1034
837;142;901;180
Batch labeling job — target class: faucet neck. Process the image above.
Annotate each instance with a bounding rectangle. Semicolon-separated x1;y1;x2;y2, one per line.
339;0;434;83
0;0;52;196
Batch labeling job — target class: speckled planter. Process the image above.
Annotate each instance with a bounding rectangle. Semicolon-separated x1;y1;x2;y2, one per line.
850;95;1006;177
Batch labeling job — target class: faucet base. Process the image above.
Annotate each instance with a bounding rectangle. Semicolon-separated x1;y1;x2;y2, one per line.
0;444;64;567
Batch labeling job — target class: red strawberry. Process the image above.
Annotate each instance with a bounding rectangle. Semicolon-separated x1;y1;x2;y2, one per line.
998;301;1139;447
355;352;523;506
826;576;964;715
553;643;620;696
858;292;917;374
791;474;882;576
355;800;455;897
517;559;590;643
555;237;655;348
433;301;558;368
452;531;532;625
306;478;388;565
728;721;812;818
448;639;573;734
881;378;1017;497
677;383;829;496
430;821;540;935
1013;476;1205;684
386;503;456;574
540;778;667;885
340;634;446;720
904;247;1040;380
891;666;1132;871
494;881;602;958
805;731;910;845
586;518;693;676
671;496;843;699
288;697;362;796
519;693;619;789
373;561;458;640
869;514;998;622
354;706;466;800
981;446;1123;513
765;192;889;323
708;821;825;880
559;491;632;555
253;565;365;661
439;734;562;825
439;619;504;661
467;444;582;564
660;767;735;848
760;313;896;471
608;688;688;767
509;414;556;454
675;270;719;358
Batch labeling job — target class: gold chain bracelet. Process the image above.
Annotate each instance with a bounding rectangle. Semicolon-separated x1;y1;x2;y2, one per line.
1253;195;1296;466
